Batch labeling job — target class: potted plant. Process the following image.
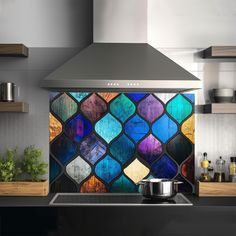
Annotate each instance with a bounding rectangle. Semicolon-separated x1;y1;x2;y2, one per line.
21;145;48;182
0;148;21;182
0;146;49;196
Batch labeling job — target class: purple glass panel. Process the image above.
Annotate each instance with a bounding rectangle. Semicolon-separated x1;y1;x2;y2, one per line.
137;95;164;123
138;134;162;165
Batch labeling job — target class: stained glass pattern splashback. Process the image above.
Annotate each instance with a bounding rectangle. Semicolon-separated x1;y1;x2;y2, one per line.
50;93;195;193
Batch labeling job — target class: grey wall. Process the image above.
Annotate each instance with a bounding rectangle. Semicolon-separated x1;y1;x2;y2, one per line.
94;0;147;43
148;0;236;48
0;0;93;47
0;0;93;178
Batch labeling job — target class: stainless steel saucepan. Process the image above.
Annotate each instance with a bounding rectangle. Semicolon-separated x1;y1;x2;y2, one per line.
137;178;183;199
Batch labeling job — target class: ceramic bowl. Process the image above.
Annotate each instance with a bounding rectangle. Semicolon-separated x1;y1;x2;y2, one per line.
212;88;234;103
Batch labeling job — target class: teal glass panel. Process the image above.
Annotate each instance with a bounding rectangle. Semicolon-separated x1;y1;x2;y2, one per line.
95;113;122;143
51;93;78;122
110;175;137;192
124;115;149;143
95;155;121;183
110;94;135;123
152;114;178;143
110;134;135;165
69;92;90;102
166;94;192;124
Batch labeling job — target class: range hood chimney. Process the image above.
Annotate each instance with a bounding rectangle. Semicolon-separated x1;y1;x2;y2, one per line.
41;43;202;92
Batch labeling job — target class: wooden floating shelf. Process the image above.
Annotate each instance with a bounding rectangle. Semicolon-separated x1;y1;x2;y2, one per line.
196;181;236;197
203;46;236;58
0;44;28;57
196;103;236;114
0;102;29;113
0;180;49;196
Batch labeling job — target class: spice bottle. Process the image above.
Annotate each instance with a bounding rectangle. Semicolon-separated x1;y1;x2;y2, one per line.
199;152;211;182
229;157;236;182
213;156;226;182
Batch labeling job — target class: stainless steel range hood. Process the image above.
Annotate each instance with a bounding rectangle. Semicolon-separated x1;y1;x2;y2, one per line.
41;43;202;92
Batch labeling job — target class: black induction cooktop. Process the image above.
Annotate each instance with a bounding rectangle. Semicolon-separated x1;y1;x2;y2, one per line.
50;193;192;206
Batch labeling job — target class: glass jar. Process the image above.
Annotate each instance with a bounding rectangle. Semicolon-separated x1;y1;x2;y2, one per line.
229;157;236;182
213;156;226;182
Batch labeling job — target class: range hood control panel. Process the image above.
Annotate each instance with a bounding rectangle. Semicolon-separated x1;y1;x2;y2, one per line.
106;81;141;87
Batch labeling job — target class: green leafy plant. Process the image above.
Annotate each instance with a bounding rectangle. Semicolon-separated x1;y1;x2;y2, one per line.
21;146;48;181
0;149;21;182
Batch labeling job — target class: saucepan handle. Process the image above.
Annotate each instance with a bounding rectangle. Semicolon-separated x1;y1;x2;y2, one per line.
173;180;183;184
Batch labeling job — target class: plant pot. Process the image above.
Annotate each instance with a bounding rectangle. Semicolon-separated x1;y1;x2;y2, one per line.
0;180;49;196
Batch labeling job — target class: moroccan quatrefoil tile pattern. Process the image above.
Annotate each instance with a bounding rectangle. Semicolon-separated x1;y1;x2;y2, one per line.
50;93;195;193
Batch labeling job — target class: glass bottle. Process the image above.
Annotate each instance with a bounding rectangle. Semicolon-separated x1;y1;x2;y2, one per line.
208;160;214;179
199;152;211;182
213;156;226;182
229;157;236;182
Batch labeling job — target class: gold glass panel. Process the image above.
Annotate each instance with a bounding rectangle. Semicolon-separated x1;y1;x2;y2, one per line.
80;175;107;193
49;113;62;142
124;158;149;183
98;93;119;102
181;115;195;144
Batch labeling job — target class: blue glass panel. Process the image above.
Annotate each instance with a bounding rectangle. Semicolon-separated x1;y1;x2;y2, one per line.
152;114;178;143
110;175;137;192
69;92;90;102
49;157;61;182
95;113;122;143
65;114;92;143
95;155;121;183
151;154;178;179
110;94;135;123
51;135;78;165
110;134;135;165
183;94;195;103
126;93;147;102
124;115;149;143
